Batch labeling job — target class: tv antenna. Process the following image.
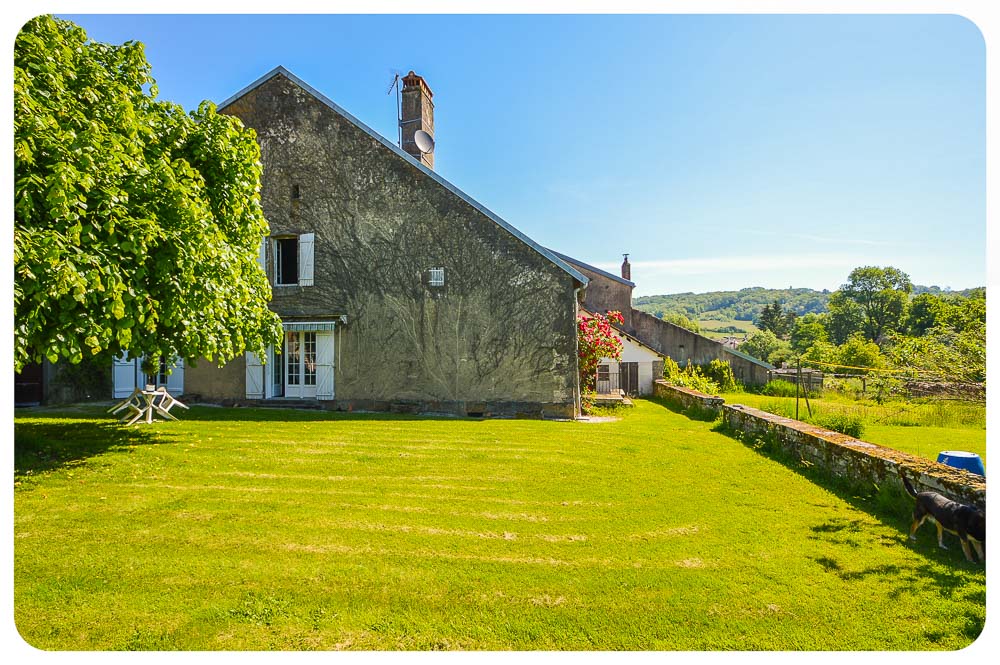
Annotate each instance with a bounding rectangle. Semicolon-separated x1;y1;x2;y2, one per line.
387;71;402;147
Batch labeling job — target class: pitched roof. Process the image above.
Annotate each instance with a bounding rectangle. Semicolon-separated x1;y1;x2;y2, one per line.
218;66;588;287
722;346;775;369
547;249;635;287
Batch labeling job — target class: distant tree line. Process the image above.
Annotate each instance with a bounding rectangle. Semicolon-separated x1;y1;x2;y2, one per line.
733;267;985;392
634;287;831;323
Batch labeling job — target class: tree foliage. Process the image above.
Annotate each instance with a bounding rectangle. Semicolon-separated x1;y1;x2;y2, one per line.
757;299;796;339
634;287;830;323
838;266;912;342
653;311;700;333
14;16;282;373
739;330;789;365
790;312;829;353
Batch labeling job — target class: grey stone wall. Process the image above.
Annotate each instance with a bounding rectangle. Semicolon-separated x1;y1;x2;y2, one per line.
653;380;724;412
39;358;112;405
631;310;771;385
184;357;245;401
574;264;634;329
214;72;580;415
724;404;985;509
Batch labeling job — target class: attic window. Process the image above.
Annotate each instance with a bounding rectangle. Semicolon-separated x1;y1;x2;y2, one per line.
275;237;299;285
429;268;445;287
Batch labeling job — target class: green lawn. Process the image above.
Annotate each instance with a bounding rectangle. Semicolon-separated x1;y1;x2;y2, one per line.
14;400;985;650
720;392;986;464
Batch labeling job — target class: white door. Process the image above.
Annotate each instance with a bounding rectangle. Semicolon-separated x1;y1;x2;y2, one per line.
285;331;317;399
114;355;184;397
113;355;139;398
165;359;184;394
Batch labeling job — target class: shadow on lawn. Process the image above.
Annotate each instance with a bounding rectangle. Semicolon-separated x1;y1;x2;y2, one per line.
709;418;986;580
14;417;174;479
16;402;498;424
706;417;986;641
14;402;482;479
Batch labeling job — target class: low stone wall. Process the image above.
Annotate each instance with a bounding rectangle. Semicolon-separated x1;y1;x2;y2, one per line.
653;380;724;413
723;404;985;509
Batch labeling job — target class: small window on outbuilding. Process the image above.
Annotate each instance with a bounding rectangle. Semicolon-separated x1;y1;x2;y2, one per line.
276;237;299;285
429;267;445;287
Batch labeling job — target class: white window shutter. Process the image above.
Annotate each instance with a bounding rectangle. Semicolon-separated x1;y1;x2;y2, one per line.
257;236;267;273
166;358;184;394
113;354;138;398
315;331;334;400
299;233;315;286
245;351;264;399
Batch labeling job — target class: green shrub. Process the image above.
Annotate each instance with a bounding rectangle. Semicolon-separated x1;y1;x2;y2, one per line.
760;380;799;397
662;357;721;395
810;413;865;439
702;359;742;392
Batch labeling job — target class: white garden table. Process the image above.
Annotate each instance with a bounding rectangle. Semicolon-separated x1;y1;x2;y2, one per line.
108;385;189;424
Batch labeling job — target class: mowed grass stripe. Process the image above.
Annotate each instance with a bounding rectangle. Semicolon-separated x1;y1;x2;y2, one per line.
15;400;984;650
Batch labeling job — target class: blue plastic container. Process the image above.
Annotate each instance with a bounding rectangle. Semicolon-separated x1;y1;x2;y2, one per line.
937;450;985;477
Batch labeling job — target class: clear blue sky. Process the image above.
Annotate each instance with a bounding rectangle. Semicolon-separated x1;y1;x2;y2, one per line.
61;14;986;296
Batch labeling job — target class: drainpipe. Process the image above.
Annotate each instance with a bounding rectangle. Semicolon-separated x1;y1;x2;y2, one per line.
573;285;583;418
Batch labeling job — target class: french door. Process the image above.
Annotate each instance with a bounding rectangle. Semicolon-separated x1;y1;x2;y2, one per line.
284;331;317;398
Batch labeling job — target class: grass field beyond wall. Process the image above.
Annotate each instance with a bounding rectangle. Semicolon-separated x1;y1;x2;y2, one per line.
14;401;986;650
719;391;986;464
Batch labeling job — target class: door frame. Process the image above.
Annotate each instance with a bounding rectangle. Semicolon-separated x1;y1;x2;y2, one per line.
283;330;318;399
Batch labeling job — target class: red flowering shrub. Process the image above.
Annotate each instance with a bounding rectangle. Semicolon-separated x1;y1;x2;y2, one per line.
578;310;624;392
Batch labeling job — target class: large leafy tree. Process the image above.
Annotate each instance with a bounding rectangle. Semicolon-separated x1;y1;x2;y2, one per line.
739;330;782;364
790;312;829;354
837;266;912;343
757;299;796;339
14;16;282;373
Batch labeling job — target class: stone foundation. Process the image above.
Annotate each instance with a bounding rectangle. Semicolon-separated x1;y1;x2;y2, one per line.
194;396;576;420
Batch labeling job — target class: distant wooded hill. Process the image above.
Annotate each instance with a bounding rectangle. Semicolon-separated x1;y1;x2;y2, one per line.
633;285;982;325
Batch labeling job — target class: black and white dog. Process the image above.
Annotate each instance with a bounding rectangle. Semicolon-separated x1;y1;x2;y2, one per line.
900;471;984;563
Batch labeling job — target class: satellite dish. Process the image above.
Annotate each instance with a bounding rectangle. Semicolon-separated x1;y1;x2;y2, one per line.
414;129;435;154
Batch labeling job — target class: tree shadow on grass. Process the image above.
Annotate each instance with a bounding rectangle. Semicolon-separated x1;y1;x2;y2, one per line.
14;418;174;479
710;419;985;629
16;402;512;425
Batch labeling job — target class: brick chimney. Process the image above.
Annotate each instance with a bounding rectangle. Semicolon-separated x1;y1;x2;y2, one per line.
401;71;434;169
621;253;631;281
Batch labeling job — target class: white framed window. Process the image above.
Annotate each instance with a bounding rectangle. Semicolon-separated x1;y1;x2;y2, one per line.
271;233;315;287
429;267;445;287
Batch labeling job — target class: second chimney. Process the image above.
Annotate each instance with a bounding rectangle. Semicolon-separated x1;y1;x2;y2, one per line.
401;71;434;169
621;254;631;281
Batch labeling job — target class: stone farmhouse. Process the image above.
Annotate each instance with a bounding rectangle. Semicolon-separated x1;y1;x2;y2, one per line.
177;66;587;418
16;66;770;412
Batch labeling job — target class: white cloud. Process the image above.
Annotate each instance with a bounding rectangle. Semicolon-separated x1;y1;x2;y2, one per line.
738;229;894;247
